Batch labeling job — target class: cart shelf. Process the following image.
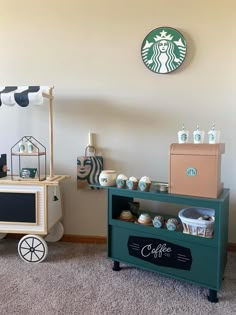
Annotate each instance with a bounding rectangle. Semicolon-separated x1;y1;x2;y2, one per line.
102;185;229;303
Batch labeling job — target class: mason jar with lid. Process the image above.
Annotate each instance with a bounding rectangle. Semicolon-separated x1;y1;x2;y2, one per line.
166;218;179;231
153;215;165;228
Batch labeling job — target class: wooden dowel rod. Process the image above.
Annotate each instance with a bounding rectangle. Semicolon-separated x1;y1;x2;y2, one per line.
49;87;54;179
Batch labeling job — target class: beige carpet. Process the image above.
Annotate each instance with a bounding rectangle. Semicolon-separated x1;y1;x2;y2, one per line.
0;239;235;315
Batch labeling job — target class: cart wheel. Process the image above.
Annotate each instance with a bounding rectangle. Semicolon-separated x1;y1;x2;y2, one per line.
45;221;64;242
18;235;48;263
0;233;7;240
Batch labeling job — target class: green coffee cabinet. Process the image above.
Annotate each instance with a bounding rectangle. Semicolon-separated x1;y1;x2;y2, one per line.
106;187;229;303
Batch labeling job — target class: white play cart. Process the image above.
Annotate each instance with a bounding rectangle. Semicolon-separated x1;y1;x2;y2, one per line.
0;86;69;263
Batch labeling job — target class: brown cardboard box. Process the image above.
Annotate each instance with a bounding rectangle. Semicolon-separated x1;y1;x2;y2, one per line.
169;143;225;198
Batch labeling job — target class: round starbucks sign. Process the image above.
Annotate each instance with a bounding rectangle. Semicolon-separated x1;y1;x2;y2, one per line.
141;27;187;74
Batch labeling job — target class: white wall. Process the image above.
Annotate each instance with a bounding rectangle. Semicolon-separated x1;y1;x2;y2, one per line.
0;0;235;242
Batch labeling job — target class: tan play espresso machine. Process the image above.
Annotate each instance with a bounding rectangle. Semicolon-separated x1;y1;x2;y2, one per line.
169;143;225;198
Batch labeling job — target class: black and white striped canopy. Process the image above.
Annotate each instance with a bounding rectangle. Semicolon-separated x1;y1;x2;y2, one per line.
0;86;50;107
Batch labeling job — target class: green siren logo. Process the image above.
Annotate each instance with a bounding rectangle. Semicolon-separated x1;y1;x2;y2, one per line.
141;27;187;74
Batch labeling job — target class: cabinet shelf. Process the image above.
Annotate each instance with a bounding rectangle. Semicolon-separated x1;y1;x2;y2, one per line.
107;185;229;206
111;219;217;247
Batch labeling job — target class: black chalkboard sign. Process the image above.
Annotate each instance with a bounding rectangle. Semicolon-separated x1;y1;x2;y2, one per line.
0;154;7;178
128;236;192;270
0;192;36;223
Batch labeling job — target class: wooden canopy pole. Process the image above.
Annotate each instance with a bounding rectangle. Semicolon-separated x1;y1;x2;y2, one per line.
48;87;54;179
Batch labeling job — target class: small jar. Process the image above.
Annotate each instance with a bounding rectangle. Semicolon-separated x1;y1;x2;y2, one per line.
166;218;179;231
116;174;128;188
153;216;165;228
126;177;138;190
99;170;117;186
19;141;25;153
28;142;34;153
138;176;151;192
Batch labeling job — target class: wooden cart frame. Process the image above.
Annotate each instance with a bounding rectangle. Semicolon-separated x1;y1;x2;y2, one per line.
0;86;69;263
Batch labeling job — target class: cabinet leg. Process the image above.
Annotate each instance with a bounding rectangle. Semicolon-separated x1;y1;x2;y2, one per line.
112;260;120;271
207;289;218;303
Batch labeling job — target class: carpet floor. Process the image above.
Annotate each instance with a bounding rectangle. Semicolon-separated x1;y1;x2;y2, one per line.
0;240;235;315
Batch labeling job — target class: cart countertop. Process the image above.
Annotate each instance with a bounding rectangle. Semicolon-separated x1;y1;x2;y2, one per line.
0;175;70;186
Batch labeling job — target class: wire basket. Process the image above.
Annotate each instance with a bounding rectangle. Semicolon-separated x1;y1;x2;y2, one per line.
178;207;215;238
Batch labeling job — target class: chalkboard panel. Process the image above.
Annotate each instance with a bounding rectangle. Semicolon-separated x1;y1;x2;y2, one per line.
0;153;7;178
0;192;36;223
128;235;192;270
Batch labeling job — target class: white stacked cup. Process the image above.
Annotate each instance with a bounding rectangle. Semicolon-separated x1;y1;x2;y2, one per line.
193;125;205;144
178;124;189;144
208;124;221;144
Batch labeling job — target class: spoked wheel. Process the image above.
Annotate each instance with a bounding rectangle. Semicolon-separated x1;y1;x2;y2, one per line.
45;221;64;242
0;233;7;240
18;235;48;263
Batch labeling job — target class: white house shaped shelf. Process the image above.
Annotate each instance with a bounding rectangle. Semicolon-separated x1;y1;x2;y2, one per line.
11;136;46;181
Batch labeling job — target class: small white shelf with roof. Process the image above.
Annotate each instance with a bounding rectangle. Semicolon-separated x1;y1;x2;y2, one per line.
10;135;46;181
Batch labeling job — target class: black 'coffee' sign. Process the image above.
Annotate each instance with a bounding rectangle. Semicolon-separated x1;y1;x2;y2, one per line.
128;236;192;270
